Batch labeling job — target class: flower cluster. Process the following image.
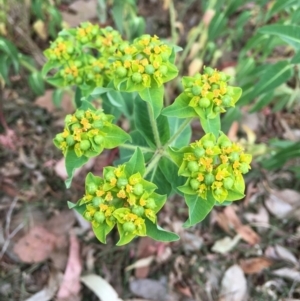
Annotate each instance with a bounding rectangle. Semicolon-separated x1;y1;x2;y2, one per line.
53;107;129;158
112;34;178;91
175;133;252;203
79;167;166;244
187;67;242;117
44;23;124;89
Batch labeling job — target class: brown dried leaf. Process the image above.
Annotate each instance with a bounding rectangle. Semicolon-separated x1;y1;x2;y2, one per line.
239;257;273;274
188;58;203;76
57;233;82;299
13;226;56;263
265;193;293;219
236;225;260;245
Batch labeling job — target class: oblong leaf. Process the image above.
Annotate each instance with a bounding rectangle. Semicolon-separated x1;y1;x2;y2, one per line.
145;219;179;242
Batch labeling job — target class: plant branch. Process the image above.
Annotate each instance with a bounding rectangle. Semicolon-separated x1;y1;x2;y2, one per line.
119;144;154;153
144;151;163;178
146;102;161;148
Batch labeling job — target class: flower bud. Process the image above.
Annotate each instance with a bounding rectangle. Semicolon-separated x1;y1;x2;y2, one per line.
203;140;214;149
239;163;250;174
133;183;144;196
214;106;221;113
222;95;232;106
94;211;105;223
145;64;155;75
132;72;142;83
80;140;91;151
229;152;239;162
87;183;97;194
199;98;211;108
159;65;168;75
123;221;136;233
55;133;64;142
194;147;205;158
204;67;214;75
145;198;156;209
75;110;85;120
105;171;115;181
66;135;75;146
190;179;200;190
67;46;74;54
93;120;104;129
92;197;104;207
187;161;199;172
192;85;202;96
71;123;81;131
94;135;104;145
117;177;128;188
116;66;127;78
132;206;145;217
223;177;234;190
204;173;215;185
84;211;93;221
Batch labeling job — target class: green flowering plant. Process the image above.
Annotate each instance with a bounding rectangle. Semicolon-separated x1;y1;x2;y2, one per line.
44;22;252;245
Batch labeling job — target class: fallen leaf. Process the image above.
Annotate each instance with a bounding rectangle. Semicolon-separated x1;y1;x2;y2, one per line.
45;210;76;236
129;279;168;301
13;226;56;263
125;256;155;272
239;257;273;274
57;233;82;300
236;225;260;245
81;274;122;301
181;231;203;252
0;129;17;150
265;193;294;219
219;265;247;301
212;235;241;254
34;89;73;114
272;268;300;282
33;19;47;40
265;245;298;266
244;206;269;225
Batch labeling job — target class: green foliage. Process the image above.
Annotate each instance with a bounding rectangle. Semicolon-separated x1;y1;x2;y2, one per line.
45;22;251;245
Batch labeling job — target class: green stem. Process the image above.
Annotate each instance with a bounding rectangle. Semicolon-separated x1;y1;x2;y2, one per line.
144;151;163;178
146;102;161;148
164;118;193;148
19;58;38;73
169;0;178;45
119;144;154;153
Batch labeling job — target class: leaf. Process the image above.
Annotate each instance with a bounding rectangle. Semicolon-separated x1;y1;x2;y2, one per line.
0;54;10;83
250;92;274;113
183;191;215;228
116;223;136;246
200;115;220;138
92;223;114;244
28;72;45;96
146;164;172;195
239;257;273;275
139;86;164;119
57;234;82;299
167;117;192;148
220;265;247;301
212;235;241;254
124;148;145;175
259;24;300;50
81;274;122;301
158;157;185;194
0;37;19;72
162;93;197;118
291;51;300;64
102;124;131;149
145;219;179;242
134;96;170;148
65;149;89;188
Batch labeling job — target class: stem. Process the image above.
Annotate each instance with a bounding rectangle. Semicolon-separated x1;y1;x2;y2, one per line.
146;102;161;148
19;58;38;73
164;118;193;148
169;0;178;45
144;151;163;178
119;144;154;153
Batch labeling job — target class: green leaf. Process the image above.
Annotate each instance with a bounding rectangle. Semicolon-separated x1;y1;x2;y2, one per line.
145;219;179;242
102;124;131;149
259;24;300;50
0;37;19;72
46;75;65;87
158;157;185;194
162;93;197;118
200;115;220;138
134;96;170;148
41;60;61;77
183;191;215;228
93;223;114;244
226;190;245;201
146;164;172;195
74;86;82;108
90;86;113;96
116;223;136;246
167;146;188;167
28;72;45;96
250;92;274;113
65;149;89;188
124;148;145;175
167;117;192;148
52;89;65;107
67;201;86;215
0;55;10;83
291;51;300;64
139;86;164;119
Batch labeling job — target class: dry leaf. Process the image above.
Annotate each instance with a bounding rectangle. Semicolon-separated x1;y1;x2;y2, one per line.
236;225;260;245
129;279;168;301
182;231;203;252
265;245;298;265
220;265;247;301
125;256;155;272
239;257;273;274
57;233;82;299
0;129;17;150
203;9;215;27
13;226;56;263
81;274;122;301
272;268;300;282
212;235;241;254
244;206;269;224
33;19;47;40
45;210;76;236
265;193;293;219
